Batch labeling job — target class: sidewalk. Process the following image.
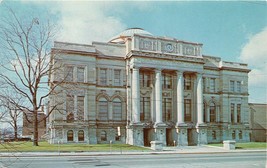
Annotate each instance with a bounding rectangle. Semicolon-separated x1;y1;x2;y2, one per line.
0;145;266;157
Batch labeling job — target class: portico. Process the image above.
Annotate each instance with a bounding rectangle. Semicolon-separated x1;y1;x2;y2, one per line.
127;61;207;146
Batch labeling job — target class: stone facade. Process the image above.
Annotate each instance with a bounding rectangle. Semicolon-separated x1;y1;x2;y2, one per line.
48;28;250;146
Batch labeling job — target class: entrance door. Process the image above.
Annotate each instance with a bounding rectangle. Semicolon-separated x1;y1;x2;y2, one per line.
166;128;173;146
187;129;193;146
143;128;150;147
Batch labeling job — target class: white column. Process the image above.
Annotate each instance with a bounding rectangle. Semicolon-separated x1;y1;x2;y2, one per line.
176;71;184;125
196;73;204;124
155;69;162;124
132;68;140;123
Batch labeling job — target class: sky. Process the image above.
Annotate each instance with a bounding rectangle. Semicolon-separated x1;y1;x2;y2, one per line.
0;0;266;106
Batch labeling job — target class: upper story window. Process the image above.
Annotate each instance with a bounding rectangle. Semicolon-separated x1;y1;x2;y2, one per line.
77;67;85;82
77;96;84;121
64;65;86;83
140;71;151;88
210;78;215;92
140;97;150;121
65;66;74;82
230;80;235;92
210;102;216;122
184;75;192;90
236;81;241;93
230;80;242;93
162;73;172;89
163;98;172;121
184;99;191;122
114;69;121;86
99;69;107;86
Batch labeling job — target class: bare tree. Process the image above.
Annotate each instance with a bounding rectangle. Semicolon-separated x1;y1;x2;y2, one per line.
0;93;23;141
0;7;63;146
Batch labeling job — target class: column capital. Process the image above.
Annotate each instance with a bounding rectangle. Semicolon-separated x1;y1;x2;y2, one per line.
196;72;203;77
154;68;162;73
176;71;184;76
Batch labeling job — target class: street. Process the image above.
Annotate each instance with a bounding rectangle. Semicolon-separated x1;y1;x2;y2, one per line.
0;152;266;168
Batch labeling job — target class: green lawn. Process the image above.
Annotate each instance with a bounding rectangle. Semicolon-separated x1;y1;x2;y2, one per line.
0;141;150;152
208;142;267;149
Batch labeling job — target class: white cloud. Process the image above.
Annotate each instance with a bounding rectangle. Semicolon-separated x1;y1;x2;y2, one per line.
240;27;267;87
52;1;127;44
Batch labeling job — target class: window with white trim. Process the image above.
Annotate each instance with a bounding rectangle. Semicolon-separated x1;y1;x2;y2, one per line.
114;69;121;86
99;69;107;85
230;80;235;92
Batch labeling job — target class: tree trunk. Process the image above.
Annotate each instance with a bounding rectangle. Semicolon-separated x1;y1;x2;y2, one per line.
14;123;18;141
33;110;39;146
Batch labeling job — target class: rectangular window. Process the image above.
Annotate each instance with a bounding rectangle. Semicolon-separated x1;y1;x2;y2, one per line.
236;81;241;93
66;95;74;122
77;96;84;120
77;67;85;82
66;95;74;113
140;97;150;121
230;81;235;92
237;104;241;123
184;75;191;90
162;73;172;89
184;99;191;122
210;103;216;122
231;103;235;123
140;71;151;88
99;69;107;85
210;78;215;92
114;69;121;86
163;98;172;121
65;66;74;82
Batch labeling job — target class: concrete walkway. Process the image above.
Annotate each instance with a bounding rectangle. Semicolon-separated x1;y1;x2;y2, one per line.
0;145;266;157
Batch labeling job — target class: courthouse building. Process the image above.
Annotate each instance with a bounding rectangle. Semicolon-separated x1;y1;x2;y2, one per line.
48;28;250;146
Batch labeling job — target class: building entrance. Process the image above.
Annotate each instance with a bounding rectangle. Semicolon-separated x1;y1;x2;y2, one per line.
143;128;151;147
166;128;174;146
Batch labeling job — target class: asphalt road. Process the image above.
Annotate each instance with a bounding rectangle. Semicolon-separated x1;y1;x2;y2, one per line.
0;152;266;168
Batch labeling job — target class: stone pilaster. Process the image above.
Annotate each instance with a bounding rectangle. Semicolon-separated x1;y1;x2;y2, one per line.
196;73;204;125
176;71;184;126
196;73;207;145
132;68;140;123
155;69;162;124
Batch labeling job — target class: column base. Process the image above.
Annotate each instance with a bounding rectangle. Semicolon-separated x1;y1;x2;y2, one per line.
175;125;188;146
196;124;208;145
126;125;144;146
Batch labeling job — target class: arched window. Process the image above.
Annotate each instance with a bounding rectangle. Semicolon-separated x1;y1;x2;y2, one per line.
113;98;122;121
99;98;108;121
210;102;216;122
67;130;73;141
78;130;84;142
100;131;107;141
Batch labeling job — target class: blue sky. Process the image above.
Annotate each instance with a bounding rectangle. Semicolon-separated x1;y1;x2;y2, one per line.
0;0;266;103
